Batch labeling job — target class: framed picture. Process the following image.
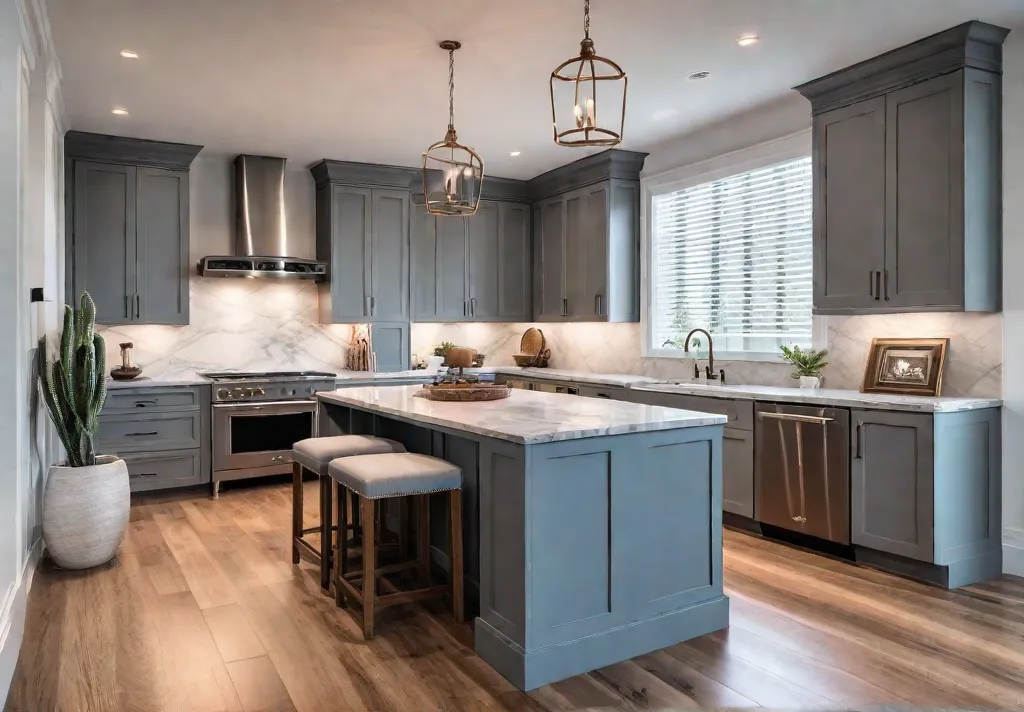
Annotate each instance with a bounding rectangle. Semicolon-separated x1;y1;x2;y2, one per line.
861;338;949;397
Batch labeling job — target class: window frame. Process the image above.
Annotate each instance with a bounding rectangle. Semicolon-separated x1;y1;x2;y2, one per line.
641;130;824;362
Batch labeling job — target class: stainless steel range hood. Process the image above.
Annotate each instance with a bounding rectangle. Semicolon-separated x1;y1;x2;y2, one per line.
197;155;327;280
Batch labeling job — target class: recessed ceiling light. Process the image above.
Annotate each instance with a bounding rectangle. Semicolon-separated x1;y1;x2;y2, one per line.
119;49;139;59
509;151;521;157
737;35;759;47
111;108;129;115
688;71;711;80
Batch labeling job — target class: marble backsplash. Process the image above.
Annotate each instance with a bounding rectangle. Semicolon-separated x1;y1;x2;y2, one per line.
96;276;1001;398
96;278;354;378
412;312;1003;398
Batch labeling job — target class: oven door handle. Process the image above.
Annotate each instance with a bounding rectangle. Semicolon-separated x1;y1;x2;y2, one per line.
213;400;317;413
757;412;833;425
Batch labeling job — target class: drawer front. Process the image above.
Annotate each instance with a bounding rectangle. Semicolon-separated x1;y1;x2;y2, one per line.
98;412;202;453
629;391;754;431
122;450;204;493
104;387;200;413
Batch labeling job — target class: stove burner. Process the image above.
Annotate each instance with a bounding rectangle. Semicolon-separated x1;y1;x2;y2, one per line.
201;370;337;381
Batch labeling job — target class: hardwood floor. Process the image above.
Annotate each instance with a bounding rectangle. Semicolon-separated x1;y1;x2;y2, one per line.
7;481;1024;711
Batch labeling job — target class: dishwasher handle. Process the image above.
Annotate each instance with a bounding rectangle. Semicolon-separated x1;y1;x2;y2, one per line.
758;412;834;425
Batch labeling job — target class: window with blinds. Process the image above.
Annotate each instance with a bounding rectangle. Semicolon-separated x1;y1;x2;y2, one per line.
648;155;813;357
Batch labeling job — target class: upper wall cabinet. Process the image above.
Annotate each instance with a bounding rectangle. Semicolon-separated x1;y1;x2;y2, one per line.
66;132;201;325
528;150;646;322
412;196;532;323
310;161;414;324
796;21;1009;315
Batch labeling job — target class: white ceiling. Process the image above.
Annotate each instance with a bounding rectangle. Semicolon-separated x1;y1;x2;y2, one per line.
48;0;1024;180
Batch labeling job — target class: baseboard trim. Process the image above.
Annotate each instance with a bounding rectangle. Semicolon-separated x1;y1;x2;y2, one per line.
1003;527;1024;576
0;538;42;703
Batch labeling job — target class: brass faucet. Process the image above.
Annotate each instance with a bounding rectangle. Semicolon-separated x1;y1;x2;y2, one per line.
683;328;725;382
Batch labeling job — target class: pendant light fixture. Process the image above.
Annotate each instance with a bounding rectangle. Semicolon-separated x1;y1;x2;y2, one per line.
550;0;627;147
422;41;484;216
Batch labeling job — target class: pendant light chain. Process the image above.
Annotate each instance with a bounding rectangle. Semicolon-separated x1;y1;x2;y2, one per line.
583;0;590;39
448;47;456;129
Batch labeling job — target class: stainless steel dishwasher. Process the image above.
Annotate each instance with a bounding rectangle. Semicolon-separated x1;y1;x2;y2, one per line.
754;403;850;544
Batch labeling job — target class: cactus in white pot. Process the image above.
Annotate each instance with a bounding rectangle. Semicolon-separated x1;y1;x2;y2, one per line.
39;293;129;569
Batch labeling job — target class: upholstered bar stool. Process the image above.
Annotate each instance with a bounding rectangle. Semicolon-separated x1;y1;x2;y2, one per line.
328;452;464;639
292;435;405;590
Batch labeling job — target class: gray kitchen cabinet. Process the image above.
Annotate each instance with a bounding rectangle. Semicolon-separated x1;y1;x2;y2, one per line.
311;161;414;325
812;98;886;312
796;22;1007;315
411;200;532;322
851;410;934;561
66;132;200;325
315;183;409;323
528;149;646;322
722;428;754;519
370;322;410;373
98;385;211;494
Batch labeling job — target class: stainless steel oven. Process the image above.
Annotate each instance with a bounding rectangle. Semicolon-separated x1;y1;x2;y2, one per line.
212;399;317;482
201;371;337;495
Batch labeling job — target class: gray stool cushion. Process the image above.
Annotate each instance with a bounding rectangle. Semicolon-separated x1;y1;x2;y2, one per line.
328;453;462;500
292;435;405;475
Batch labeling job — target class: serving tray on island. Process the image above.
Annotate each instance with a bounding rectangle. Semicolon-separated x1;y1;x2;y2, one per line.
420;383;511;402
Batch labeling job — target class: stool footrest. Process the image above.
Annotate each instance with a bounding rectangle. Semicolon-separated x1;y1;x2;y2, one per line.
342;559;420;582
294;537;322;565
378;585;450;609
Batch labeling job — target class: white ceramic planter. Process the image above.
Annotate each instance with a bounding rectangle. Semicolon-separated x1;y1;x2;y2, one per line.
43;455;130;569
799;375;822;389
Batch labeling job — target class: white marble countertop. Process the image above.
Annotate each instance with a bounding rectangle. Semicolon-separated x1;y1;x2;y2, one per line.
318;384;726;445
491;367;659;387
335;370;435;383
630;382;1002;413
105;371;211;389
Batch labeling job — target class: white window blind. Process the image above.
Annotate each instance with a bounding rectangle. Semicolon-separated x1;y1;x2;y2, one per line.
649;155;813;357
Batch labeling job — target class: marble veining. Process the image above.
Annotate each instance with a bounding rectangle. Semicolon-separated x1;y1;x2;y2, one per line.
318;385;727;445
631;383;1002;413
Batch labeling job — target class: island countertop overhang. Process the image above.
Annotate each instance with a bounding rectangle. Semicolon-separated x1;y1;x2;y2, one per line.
317;385;726;445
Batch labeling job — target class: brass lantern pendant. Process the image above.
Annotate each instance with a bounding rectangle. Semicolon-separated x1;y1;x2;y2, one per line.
422;41;484;217
550;0;627;147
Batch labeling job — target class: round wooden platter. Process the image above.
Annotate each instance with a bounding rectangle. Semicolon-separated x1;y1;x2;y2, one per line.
420;383;511;402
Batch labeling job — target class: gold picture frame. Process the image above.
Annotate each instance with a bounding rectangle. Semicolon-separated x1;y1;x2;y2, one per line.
861;338;949;397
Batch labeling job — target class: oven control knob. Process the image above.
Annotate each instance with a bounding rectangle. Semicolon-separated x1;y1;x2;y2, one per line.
218;389;229;399
289;389;297;396
255;388;265;396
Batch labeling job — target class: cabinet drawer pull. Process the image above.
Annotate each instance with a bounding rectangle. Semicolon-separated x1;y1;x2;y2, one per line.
855;423;863;459
874;271;881;300
125;431;159;437
134;400;157;408
135;293;140;319
883;270;890;301
130;472;159;478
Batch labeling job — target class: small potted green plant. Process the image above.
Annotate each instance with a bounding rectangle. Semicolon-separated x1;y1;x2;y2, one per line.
780;345;829;389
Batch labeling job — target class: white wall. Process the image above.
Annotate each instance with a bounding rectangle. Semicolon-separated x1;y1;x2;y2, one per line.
1000;29;1024;576
0;0;65;698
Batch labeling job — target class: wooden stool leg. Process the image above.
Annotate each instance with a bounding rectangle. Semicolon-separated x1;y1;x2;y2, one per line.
449;490;465;624
335;482;349;608
291;462;303;564
360;496;377;639
351;489;361;544
319;474;332;592
417;494;431;586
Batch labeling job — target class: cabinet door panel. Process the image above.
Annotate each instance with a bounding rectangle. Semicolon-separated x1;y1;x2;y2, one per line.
370;189;409;321
468;204;500;319
564;190;589;317
330;186;372;320
885;72;964;308
438;216;468;319
851;410;934;561
723;427;754;518
813;98;886;312
371;321;410;372
499;203;531;320
73;162;136;324
538;199;566;319
411;206;438;320
136;167;189;324
584;185;609;318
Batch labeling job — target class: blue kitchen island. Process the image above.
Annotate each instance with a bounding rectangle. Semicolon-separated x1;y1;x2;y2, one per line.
317;384;728;691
